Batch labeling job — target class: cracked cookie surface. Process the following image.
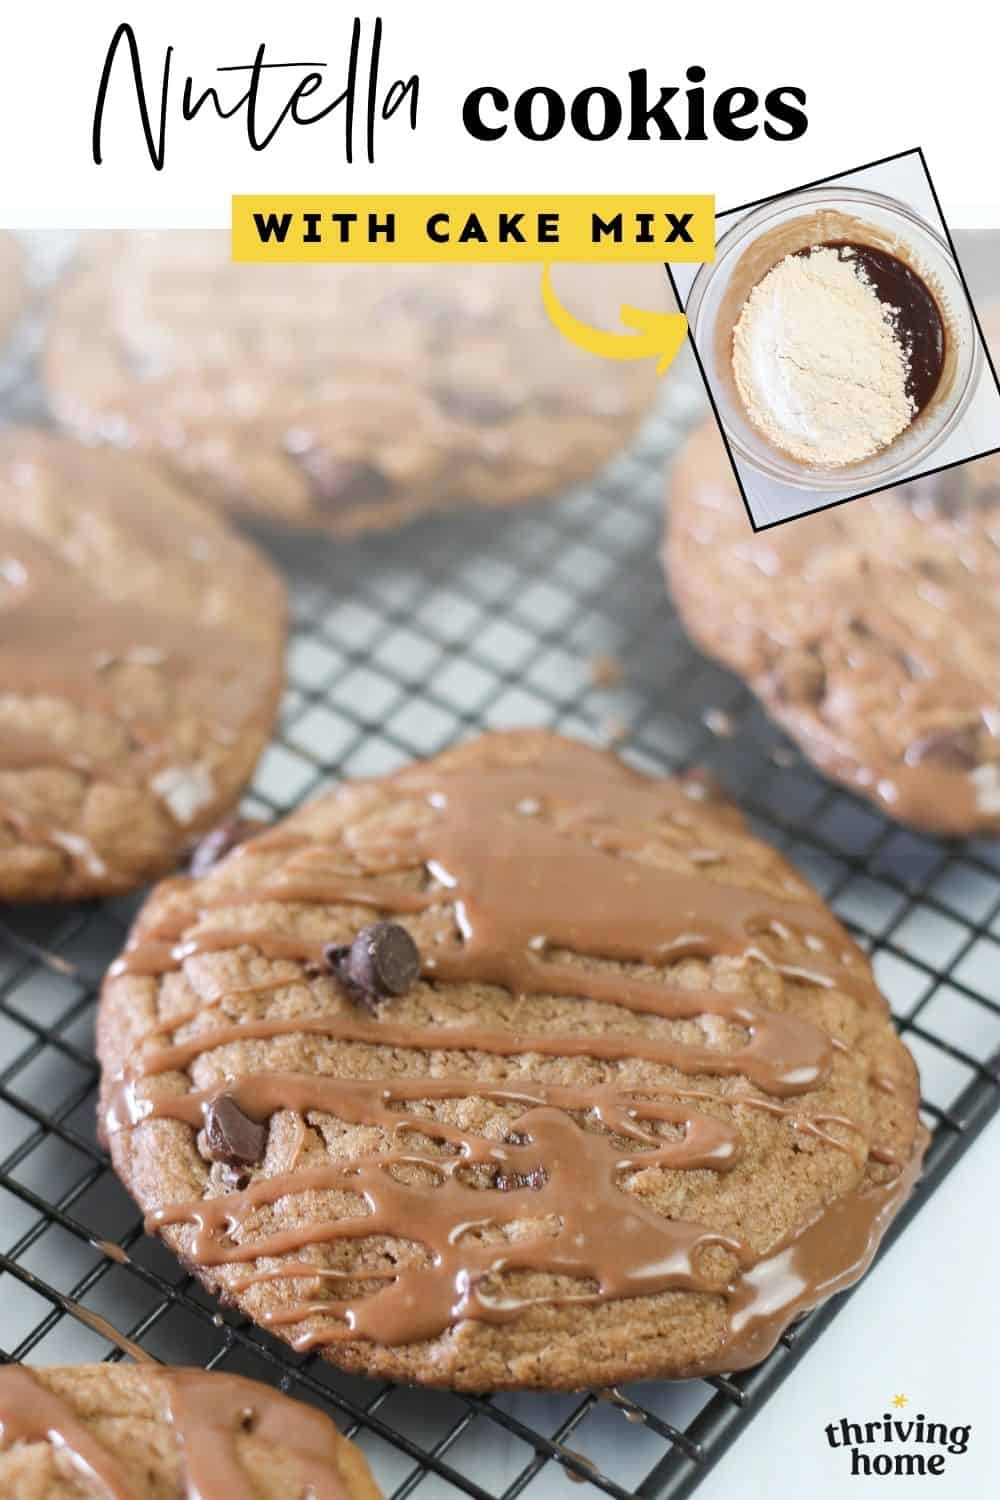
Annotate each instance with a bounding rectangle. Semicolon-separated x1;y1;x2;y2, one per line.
0;429;286;901
98;730;921;1390
44;234;658;537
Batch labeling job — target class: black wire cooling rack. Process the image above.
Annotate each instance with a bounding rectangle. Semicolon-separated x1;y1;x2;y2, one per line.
1;239;999;1500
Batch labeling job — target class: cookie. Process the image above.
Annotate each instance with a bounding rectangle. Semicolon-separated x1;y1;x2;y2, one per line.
665;408;1000;837
43;234;657;537
0;1363;382;1498
0;429;286;901
98;730;922;1390
0;231;26;348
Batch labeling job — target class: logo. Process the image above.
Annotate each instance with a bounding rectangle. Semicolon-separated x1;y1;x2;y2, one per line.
825;1396;972;1478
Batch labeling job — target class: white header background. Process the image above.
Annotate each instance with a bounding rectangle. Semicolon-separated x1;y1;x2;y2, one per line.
1;0;996;227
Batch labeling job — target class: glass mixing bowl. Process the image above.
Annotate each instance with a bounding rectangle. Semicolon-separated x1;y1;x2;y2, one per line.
685;186;984;491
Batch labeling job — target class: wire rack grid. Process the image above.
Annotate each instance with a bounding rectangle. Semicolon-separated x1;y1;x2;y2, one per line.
1;261;1000;1500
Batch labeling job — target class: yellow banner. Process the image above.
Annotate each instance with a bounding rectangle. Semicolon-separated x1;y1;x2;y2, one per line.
231;194;714;263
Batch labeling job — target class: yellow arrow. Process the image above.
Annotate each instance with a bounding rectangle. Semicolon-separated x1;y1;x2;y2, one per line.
540;263;688;376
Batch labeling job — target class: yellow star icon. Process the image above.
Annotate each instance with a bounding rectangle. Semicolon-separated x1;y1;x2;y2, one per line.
891;1394;909;1409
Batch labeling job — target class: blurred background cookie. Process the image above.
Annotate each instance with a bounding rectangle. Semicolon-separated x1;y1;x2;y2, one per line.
0;1363;383;1498
0;231;26;349
43;233;659;537
664;313;1000;837
0;429;286;900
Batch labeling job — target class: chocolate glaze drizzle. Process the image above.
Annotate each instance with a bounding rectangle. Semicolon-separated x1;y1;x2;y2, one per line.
0;1365;354;1499
103;736;923;1378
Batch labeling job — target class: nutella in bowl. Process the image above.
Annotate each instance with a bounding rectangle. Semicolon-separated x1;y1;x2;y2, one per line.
732;241;945;466
687;187;983;491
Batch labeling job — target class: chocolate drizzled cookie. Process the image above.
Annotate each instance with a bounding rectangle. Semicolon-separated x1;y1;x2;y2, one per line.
44;234;658;537
0;1364;382;1499
664;375;1000;838
98;731;922;1389
0;429;286;900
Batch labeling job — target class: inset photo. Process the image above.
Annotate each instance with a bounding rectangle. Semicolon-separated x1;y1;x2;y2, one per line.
669;147;1000;529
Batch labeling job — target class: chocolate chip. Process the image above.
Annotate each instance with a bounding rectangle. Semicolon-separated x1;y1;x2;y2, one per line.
769;650;826;705
930;467;1000;514
326;922;420;1006
494;1166;547;1192
904;725;980;770
929;468;971;516
919;466;1000;517
292;449;392;512
433;387;517;424
204;1094;267;1169
189;818;264;878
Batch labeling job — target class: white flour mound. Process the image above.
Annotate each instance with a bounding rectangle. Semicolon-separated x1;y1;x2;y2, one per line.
732;246;914;466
